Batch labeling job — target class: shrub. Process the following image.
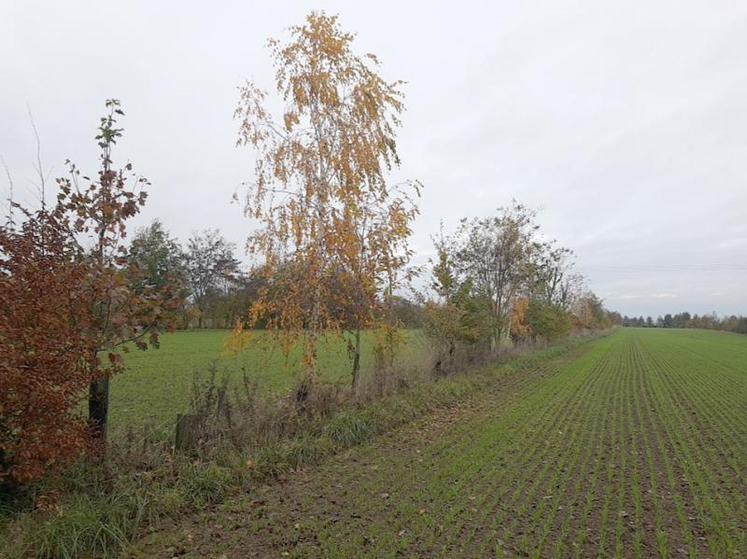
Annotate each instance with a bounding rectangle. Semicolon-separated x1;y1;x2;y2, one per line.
0;210;96;485
526;301;572;342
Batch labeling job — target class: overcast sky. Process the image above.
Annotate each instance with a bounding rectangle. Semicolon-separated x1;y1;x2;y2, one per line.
2;0;746;317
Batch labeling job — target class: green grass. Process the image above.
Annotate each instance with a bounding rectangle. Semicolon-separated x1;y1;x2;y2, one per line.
142;328;746;558
110;329;430;437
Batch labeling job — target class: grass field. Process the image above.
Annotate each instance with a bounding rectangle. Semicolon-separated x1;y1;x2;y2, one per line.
111;329;430;436
130;328;747;558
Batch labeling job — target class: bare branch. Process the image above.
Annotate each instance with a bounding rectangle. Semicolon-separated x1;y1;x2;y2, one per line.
1;155;15;227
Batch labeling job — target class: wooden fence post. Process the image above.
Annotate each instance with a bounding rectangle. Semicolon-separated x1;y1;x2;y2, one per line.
175;413;201;453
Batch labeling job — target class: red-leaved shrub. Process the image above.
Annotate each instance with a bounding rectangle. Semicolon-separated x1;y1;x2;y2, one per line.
0;210;99;484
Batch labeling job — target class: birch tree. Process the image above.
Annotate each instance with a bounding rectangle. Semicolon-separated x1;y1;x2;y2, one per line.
235;13;420;388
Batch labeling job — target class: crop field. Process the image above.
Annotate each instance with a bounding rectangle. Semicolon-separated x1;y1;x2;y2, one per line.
110;329;430;436
132;328;747;558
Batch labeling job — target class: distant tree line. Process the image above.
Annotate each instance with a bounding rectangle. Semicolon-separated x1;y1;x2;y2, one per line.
622;312;747;334
128;220;258;330
128;220;428;334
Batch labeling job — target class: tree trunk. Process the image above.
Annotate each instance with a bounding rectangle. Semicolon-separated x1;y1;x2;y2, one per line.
88;375;110;442
351;329;362;394
306;283;322;381
306;327;320;380
499;314;514;348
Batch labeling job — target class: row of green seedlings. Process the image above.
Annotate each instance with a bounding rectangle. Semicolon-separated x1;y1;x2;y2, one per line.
640;336;746;556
